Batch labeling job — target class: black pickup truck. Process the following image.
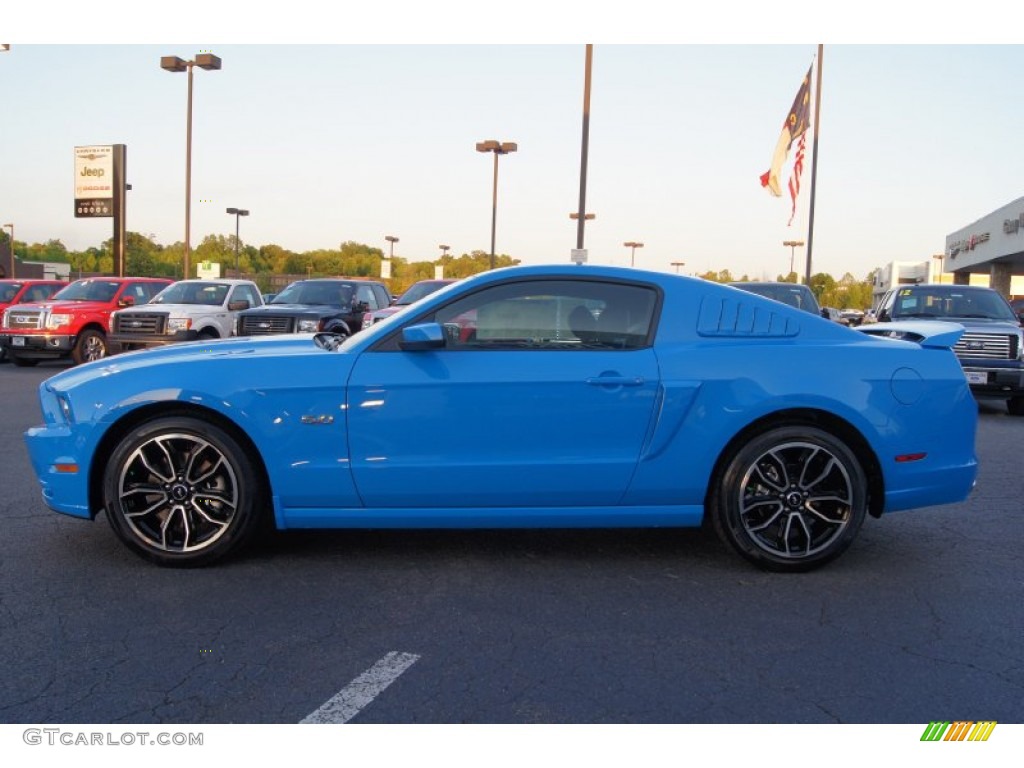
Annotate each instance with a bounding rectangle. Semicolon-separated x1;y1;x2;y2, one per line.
235;278;392;340
872;284;1024;416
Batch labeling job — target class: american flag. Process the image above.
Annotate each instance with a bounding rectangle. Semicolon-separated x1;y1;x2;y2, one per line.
787;132;807;226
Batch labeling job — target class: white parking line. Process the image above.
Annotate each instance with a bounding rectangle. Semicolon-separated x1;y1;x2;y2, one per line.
300;651;421;724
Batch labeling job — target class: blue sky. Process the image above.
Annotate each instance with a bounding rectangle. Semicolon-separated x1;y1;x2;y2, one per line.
4;6;1023;281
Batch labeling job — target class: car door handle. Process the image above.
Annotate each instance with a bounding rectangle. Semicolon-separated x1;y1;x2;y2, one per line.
585;376;645;387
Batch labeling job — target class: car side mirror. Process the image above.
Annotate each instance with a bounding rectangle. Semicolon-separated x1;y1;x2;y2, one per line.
399;322;446;351
118;295;135;308
228;300;250;311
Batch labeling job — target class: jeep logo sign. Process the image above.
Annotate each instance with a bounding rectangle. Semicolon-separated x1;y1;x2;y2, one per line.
74;145;114;218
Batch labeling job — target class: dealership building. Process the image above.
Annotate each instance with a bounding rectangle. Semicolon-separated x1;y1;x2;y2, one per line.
941;195;1024;296
873;196;1024;303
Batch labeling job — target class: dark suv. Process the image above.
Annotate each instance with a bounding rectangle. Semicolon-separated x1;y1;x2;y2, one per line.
729;281;821;315
235;278;391;340
873;284;1024;415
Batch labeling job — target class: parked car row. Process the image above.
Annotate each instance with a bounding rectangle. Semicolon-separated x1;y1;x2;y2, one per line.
0;275;455;367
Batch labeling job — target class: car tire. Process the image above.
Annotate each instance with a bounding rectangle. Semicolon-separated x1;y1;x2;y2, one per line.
10;353;39;367
72;329;108;365
1008;397;1024;417
102;416;266;567
710;425;868;572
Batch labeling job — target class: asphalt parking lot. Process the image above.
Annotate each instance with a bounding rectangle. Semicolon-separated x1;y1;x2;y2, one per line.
1;361;1021;725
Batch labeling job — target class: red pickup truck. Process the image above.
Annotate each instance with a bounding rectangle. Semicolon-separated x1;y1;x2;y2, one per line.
0;278;68;362
0;276;172;366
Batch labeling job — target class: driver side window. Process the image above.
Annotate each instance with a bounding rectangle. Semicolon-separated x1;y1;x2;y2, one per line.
431;279;657;350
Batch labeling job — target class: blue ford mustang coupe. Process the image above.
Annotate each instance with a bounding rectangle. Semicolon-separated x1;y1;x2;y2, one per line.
24;265;978;571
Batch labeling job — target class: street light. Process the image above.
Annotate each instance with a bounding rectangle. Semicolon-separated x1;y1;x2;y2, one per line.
439;244;450;259
670;261;686;274
385;235;399;259
225;207;249;274
161;51;222;280
476;139;517;270
783;239;805;280
2;223;13;279
623;241;644;267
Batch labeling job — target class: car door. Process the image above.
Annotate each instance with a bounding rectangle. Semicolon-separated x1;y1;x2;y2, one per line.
346;277;662;509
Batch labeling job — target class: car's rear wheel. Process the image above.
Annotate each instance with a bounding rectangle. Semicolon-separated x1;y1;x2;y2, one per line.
710;425;867;572
102;416;265;567
72;329;108;365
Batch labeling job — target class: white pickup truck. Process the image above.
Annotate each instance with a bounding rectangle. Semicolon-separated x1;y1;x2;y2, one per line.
110;278;264;352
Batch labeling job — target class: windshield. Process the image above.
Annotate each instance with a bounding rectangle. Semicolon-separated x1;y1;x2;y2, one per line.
892;287;1017;322
732;282;820;314
152;282;229;305
272;281;354;306
51;279;119;303
397;281;451;305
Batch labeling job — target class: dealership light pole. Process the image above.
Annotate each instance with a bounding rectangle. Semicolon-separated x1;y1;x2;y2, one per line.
226;207;249;274
161;52;222;280
476;140;517;270
783;239;805;280
2;223;13;278
439;244;450;259
624;241;644;267
670;261;685;274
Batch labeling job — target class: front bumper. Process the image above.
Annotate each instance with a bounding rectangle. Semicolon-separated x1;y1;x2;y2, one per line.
24;423;93;519
0;333;75;358
961;364;1024;398
110;329;201;351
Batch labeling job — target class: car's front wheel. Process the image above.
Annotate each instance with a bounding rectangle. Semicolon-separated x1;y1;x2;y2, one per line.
1007;396;1024;417
710;425;867;572
102;416;266;567
72;329;108;365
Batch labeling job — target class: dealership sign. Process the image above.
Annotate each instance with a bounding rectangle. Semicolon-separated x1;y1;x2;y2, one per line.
74;145;114;217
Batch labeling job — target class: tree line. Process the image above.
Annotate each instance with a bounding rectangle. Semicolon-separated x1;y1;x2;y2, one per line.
2;231;876;308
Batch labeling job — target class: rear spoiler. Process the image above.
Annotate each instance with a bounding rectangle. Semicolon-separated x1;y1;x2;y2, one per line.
856;320;964;350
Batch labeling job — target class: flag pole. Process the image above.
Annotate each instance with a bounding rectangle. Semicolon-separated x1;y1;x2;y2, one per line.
804;44;824;285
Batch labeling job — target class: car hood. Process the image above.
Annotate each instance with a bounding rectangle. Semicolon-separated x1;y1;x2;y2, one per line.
45;334;338;389
10;300;112;313
890;316;1021;333
243;303;342;315
118;303;224;314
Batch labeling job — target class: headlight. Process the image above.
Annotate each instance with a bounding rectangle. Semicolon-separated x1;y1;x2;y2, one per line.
297;319;320;332
167;318;192;332
46;313;72;329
